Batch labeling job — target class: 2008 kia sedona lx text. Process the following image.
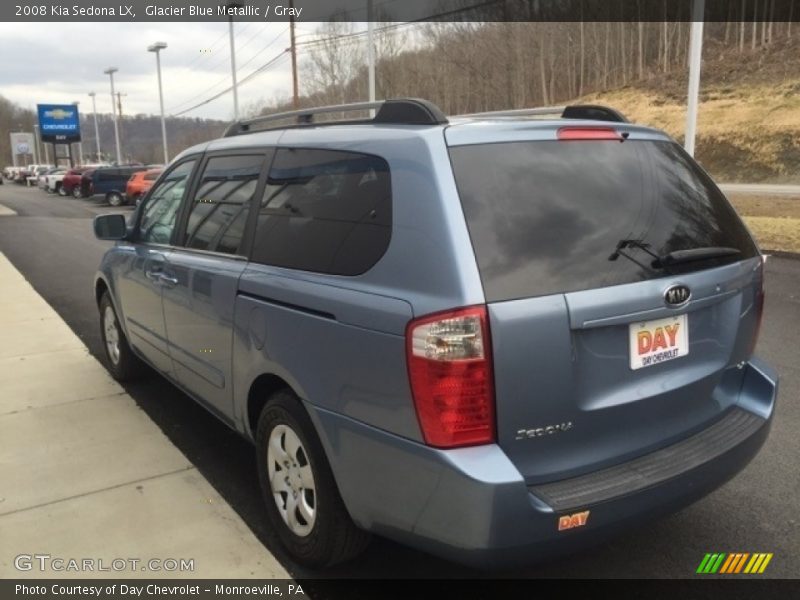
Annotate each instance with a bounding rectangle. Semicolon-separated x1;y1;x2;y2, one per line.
93;99;778;568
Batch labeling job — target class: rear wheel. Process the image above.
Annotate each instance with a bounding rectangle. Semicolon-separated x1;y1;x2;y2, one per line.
256;390;370;567
72;186;83;198
107;191;124;207
99;292;143;381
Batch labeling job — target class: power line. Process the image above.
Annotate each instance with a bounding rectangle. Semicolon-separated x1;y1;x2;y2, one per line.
171;50;290;117
167;25;288;114
183;28;230;70
237;26;289;72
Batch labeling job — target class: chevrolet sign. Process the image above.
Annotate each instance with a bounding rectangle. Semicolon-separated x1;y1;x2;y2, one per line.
37;104;81;143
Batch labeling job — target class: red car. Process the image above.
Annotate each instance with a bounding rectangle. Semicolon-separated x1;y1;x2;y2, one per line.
60;168;89;197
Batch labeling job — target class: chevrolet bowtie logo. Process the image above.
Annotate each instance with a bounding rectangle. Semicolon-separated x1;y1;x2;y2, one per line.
44;109;74;120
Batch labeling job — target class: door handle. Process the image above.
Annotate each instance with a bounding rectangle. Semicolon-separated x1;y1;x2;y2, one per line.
158;273;178;287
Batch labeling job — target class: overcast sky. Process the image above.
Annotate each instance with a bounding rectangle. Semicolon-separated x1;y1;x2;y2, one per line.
0;22;316;121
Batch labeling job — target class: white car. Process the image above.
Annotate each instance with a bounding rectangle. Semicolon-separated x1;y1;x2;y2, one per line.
45;169;68;193
26;165;53;186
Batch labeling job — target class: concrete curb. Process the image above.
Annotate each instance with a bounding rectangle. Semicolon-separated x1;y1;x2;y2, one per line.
0;252;289;579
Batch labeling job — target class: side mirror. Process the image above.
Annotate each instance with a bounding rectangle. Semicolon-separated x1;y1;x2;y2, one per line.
94;214;128;241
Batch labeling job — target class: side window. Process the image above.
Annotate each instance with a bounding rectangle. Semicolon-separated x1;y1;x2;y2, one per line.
139;160;197;245
251;148;391;275
180;154;263;255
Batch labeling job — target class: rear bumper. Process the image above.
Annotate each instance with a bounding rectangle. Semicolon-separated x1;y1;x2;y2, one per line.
308;358;777;568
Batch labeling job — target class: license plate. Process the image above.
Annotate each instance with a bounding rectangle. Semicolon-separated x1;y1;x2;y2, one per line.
629;314;689;370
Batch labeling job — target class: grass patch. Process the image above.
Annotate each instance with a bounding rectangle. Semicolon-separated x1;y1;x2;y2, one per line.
741;216;800;254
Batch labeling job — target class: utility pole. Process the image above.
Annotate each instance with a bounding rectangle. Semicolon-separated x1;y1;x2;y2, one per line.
88;91;101;162
289;0;299;109
227;3;241;120
685;0;705;156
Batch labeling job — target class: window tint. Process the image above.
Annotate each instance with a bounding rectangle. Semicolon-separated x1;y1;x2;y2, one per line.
251;148;391;275
139;160;196;245
181;155;263;255
449;140;757;302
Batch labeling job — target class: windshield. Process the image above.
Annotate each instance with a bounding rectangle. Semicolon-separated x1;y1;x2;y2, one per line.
449;139;758;302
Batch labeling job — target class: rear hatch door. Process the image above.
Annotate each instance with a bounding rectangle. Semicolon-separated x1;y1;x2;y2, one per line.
447;128;763;483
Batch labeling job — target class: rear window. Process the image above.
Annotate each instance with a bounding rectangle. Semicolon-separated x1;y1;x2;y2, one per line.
449;140;757;302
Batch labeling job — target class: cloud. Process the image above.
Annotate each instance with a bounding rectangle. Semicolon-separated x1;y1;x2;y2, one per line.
0;21;294;120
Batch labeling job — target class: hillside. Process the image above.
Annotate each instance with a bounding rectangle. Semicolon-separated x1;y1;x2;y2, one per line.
581;37;800;183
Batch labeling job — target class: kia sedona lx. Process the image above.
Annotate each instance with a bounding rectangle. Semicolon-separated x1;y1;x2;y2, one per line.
93;99;778;569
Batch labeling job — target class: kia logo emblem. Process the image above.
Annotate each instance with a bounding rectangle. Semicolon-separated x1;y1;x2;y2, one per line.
664;284;691;307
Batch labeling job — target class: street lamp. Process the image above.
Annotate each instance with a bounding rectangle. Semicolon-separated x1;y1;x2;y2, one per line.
148;41;169;164
88;92;101;162
72;101;84;165
103;67;122;164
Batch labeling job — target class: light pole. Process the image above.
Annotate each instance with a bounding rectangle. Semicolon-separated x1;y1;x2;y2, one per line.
33;124;42;165
148;41;169;164
685;0;705;157
227;3;242;120
72;101;84;165
104;67;122;164
88;91;101;162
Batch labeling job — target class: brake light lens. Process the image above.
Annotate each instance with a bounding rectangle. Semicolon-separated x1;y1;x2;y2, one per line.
749;256;767;355
406;306;495;448
557;127;622;141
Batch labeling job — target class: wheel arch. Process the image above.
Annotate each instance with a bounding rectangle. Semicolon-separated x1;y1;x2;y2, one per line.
246;373;298;440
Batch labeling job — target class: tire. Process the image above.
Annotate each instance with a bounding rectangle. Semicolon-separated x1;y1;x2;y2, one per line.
107;192;124;207
99;292;143;381
54;183;63;195
72;186;83;198
256;390;370;568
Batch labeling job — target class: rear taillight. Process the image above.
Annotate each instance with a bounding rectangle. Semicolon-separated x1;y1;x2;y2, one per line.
749;256;767;355
406;306;495;448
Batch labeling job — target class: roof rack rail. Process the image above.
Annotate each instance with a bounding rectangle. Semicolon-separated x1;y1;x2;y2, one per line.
223;98;448;137
456;104;628;123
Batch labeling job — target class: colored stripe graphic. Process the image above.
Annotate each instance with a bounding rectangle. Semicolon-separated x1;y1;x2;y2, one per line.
719;553;736;574
700;552;773;574
734;553;750;573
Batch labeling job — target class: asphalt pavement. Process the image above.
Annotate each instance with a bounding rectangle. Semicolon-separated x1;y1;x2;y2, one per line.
0;183;797;580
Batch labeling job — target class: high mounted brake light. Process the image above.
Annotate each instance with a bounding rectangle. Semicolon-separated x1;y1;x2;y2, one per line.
557;127;623;141
406;306;495;448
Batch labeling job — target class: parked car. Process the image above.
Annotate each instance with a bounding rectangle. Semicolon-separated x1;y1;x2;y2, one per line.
27;165;54;187
44;168;68;193
126;168;162;205
93;99;777;569
37;167;62;189
81;166;148;205
61;167;89;196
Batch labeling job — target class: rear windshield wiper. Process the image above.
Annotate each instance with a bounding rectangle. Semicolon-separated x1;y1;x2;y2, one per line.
653;247;741;268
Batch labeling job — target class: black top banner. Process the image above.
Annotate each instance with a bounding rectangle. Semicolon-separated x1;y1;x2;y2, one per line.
3;0;800;23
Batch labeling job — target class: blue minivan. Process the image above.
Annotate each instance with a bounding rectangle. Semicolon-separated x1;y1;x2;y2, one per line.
93;99;778;568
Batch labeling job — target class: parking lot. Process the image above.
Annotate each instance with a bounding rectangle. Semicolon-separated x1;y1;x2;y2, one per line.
0;182;798;579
